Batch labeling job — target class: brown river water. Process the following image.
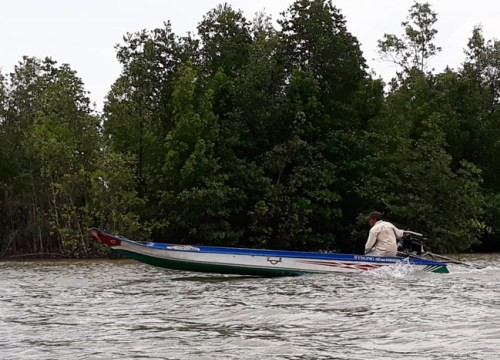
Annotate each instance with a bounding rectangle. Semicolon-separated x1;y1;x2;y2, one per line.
1;255;499;359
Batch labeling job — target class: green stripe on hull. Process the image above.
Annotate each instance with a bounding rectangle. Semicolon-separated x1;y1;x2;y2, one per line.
116;250;306;277
431;265;449;273
422;264;449;273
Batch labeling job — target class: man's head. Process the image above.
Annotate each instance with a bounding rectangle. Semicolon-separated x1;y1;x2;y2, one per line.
366;211;383;227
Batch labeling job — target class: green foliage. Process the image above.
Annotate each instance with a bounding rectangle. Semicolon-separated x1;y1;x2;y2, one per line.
460;27;500;189
197;3;252;76
279;0;367;112
0;57;142;257
361;114;484;252
360;56;486;252
480;192;500;251
105;23;183;189
156;63;245;245
378;1;441;76
1;1;498;257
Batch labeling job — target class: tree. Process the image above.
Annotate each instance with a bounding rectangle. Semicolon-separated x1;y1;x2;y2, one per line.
460;27;500;189
464;26;500;103
0;56;141;258
364;1;486;252
279;0;367;114
0;57;98;256
196;3;253;153
277;0;381;247
459;27;500;250
103;23;189;240
104;23;182;197
0;71;9;183
158;63;244;245
378;1;441;78
362;114;483;252
197;3;252;77
360;65;485;252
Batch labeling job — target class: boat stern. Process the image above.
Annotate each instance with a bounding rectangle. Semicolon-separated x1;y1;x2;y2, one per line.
427;264;449;273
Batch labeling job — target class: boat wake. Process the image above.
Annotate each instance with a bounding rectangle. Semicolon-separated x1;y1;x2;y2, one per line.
445;263;500;279
362;258;421;278
363;255;500;279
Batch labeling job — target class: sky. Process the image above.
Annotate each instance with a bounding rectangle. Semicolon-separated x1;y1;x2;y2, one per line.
2;0;499;110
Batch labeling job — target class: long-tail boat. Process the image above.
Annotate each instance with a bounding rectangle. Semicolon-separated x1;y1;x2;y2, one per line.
89;228;450;275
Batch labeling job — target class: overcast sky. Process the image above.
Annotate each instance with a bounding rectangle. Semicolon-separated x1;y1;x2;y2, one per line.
2;0;498;110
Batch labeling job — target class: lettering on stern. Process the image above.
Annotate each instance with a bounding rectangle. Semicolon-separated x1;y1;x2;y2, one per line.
354;255;397;262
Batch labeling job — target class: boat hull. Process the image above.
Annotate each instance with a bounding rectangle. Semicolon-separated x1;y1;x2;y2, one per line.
89;228;449;276
116;249;307;277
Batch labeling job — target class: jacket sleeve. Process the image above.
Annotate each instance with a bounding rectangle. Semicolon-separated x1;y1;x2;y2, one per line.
364;229;378;254
393;226;405;239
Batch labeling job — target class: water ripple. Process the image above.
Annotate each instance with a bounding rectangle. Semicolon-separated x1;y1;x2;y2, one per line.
1;257;499;359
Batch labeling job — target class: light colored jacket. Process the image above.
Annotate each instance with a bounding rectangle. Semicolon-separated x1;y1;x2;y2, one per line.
365;220;404;257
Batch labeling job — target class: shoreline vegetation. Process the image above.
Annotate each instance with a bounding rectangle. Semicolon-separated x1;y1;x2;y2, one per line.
1;1;499;259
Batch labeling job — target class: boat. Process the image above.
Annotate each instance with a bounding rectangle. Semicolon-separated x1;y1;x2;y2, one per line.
89;228;450;275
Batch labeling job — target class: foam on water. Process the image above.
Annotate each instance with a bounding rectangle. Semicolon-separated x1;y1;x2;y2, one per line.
364;255;500;279
362;257;422;279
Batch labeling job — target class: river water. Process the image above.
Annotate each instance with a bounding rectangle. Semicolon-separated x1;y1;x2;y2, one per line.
1;255;499;360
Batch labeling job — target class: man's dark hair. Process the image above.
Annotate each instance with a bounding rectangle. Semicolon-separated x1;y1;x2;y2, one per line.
366;211;383;221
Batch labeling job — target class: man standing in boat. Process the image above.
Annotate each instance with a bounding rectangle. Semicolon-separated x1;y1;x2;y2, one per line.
364;211;405;257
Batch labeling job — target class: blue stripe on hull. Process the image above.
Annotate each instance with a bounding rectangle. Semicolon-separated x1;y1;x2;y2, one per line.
136;240;444;267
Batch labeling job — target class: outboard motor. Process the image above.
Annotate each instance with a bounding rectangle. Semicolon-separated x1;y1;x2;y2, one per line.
397;230;475;267
398;231;426;255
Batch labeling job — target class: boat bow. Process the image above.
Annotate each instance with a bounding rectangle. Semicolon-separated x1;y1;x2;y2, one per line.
89;227;122;247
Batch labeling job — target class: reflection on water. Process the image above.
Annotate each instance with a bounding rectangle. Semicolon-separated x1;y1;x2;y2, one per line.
1;256;500;359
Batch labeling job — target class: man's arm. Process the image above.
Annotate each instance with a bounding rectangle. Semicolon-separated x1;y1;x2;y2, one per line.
364;230;378;254
394;227;405;239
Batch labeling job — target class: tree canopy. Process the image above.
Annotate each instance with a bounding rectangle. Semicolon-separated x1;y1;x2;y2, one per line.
1;1;499;257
